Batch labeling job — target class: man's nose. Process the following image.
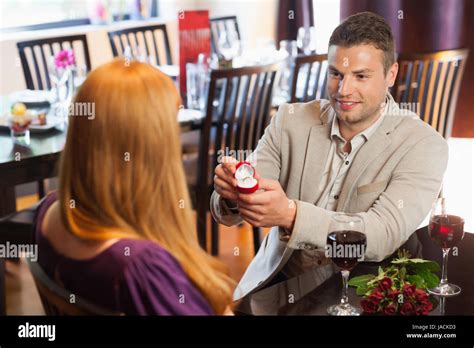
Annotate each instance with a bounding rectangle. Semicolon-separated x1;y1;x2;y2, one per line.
338;76;354;96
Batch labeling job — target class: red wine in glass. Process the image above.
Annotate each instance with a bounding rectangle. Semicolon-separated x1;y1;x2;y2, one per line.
427;198;465;297
326;231;367;271
429;215;464;248
326;214;366;316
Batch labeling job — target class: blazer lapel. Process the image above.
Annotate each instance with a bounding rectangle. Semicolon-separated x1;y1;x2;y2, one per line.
299;111;333;203
336;97;404;211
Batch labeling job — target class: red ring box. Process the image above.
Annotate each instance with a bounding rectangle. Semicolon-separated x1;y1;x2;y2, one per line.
235;161;259;194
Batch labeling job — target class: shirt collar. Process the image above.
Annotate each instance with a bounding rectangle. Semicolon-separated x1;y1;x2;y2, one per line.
331;96;388;142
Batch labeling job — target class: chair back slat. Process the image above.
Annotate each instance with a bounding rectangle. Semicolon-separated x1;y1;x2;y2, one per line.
17;34;91;91
31;47;44;90
124;33;134;52
39;47;51;90
393;48;469;139
140;32;151;58
431;62;449;132
290;53;328;103
225;76;242;150
235;74;252;151
214;77;232;157
438;62;455;136
246;74;261;150
108;24;172;65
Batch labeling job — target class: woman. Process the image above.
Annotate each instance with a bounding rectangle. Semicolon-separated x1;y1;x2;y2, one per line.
35;59;234;315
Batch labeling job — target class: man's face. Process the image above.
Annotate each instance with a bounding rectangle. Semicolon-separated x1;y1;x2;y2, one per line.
327;44;398;126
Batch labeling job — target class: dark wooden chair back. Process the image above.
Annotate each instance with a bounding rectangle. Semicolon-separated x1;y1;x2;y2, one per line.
27;258;122;315
392;48;469;138
17;34;91;91
107;24;172;65
195;63;279;248
290;53;328;103
210;16;241;55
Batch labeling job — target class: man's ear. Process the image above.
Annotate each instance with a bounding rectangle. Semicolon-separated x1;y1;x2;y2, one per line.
387;62;399;88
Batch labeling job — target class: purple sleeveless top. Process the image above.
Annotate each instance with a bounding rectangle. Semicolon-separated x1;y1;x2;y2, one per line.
34;192;214;315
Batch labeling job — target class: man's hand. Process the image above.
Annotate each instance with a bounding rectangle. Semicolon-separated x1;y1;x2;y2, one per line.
237;178;297;230
213;156;239;202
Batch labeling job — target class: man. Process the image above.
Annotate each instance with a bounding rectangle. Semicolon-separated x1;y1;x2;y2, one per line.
211;12;448;300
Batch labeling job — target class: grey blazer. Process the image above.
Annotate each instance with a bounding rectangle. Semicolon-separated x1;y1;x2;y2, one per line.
211;94;448;300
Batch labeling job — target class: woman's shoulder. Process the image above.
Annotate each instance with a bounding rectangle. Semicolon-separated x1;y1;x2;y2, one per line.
34;191;59;240
34;192;214;315
120;240;215;315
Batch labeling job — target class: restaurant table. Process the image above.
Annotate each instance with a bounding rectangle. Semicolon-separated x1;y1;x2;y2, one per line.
0;106;204;216
235;227;474;316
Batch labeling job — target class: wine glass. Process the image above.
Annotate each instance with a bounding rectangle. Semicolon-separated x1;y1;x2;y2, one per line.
48;56;73;121
309;26;317;53
427;198;465;296
280;40;298;58
296;26;317;55
72;63;87;91
217;29;241;62
48;56;69;102
277;40;298;100
326;214;367;316
186;61;209;112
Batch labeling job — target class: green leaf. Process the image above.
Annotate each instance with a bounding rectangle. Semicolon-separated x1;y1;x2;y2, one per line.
406;275;425;288
391;258;409;265
419;270;440;289
407;260;440;273
356;286;369;296
407;258;431;263
348;274;375;288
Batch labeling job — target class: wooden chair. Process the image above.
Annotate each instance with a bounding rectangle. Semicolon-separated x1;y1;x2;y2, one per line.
27;258;122;315
17;34;91;199
392;48;469;139
290;53;328;103
210;16;241;55
17;34;91;91
107;24;172;65
185;63;279;255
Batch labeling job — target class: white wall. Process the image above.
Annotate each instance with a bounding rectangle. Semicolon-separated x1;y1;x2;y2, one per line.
158;0;278;56
313;0;340;53
0;0;278;95
0;18;176;95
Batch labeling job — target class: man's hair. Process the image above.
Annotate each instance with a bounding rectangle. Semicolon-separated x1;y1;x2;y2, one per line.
329;11;396;75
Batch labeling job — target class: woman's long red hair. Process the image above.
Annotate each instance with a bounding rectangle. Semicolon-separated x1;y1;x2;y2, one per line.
59;59;234;314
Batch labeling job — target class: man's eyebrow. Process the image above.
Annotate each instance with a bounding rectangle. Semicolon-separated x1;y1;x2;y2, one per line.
328;66;375;74
352;68;375;74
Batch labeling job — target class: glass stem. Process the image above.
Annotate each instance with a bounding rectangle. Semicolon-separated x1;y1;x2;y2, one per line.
340;270;350;307
439;296;446;316
55;85;60;104
440;248;450;287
